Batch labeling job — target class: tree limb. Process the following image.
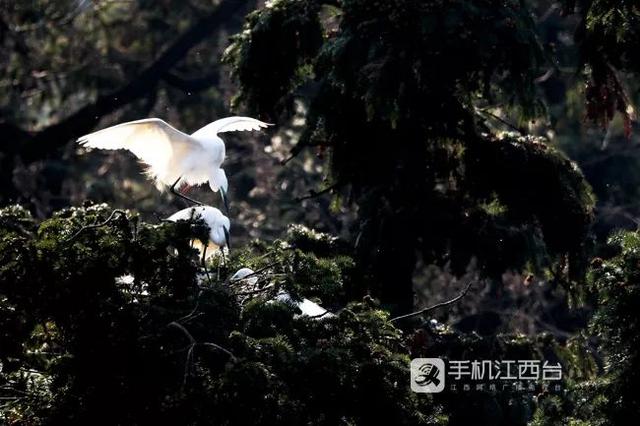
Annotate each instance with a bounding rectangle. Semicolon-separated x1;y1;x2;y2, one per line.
168;321;197;345
65;209;128;242
475;107;525;135
167;320;237;389
390;281;475;322
295;182;343;202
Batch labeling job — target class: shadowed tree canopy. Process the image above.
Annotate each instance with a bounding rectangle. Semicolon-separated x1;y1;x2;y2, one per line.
571;0;639;133
4;1;640;425
0;204;434;425
224;0;596;311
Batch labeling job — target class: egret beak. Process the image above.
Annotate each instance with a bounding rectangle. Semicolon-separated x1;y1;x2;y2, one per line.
223;227;231;250
220;187;230;215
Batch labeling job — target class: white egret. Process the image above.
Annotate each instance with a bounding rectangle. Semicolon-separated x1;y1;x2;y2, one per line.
229;267;259;286
275;291;334;319
115;274;135;285
77;116;272;210
230;268;333;319
167;206;230;262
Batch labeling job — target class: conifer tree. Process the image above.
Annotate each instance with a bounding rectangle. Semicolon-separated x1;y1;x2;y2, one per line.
224;0;596;312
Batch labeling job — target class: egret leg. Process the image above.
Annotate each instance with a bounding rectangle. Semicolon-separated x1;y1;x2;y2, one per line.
201;245;212;285
218;231;230;282
217;248;227;281
170;177;204;206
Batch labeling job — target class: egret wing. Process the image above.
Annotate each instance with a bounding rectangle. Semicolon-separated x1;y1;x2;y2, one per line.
77;118;200;180
166;206;206;222
191;116;272;138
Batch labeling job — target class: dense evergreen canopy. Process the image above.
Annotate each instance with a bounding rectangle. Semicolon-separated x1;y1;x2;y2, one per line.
224;0;597;310
2;0;640;424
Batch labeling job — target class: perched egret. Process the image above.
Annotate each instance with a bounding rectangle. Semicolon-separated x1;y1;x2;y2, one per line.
229;267;259;286
275;291;334;319
167;206;230;262
230;268;333;319
77;116;272;210
115;274;135;285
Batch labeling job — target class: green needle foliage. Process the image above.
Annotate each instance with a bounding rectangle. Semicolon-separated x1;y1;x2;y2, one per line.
0;204;438;425
583;231;640;423
224;0;596;311
2;204;635;425
573;0;639;135
528;230;640;424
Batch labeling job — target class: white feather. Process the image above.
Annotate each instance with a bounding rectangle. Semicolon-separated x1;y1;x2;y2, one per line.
191;116;272;139
78;118;202;186
77;116;271;193
229;267;259;285
167;206;230;258
229;268;333;319
275;291;334;319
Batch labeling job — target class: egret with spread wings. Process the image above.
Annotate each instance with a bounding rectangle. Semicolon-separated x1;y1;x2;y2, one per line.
77;116;272;210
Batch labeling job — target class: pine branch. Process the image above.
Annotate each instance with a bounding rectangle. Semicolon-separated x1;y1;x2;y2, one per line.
65;209;128;242
390;281;475;323
295;182;342;202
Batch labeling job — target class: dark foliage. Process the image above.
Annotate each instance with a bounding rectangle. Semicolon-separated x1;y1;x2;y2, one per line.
583;231;640;423
3;1;640;424
0;205;436;425
571;0;639;135
225;0;595;312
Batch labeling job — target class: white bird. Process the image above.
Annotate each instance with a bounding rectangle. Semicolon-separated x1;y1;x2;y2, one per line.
229;267;259;286
275;291;334;319
167;206;230;261
77;116;272;210
230;268;333;319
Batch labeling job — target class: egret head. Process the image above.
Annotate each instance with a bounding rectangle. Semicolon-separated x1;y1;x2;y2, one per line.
230;267;256;283
205;207;230;249
167;206;231;250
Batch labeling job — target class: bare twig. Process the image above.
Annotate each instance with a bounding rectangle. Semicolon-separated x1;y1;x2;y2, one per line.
167;320;236;388
390;282;475;322
183;345;195;387
233;283;275;296
65;209;128;242
475;108;525;134
307;310;332;319
225;260;284;285
534;68;555;84
0;386;36;397
167;321;196;344
200;342;237;362
176;291;204;324
167;321;236;360
295;182;342;202
280;153;297;165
